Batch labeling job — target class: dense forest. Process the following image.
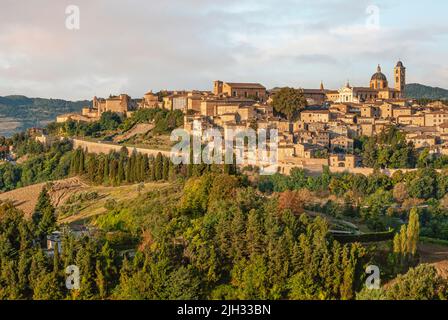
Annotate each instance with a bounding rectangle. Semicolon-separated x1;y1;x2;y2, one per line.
1;168;447;300
405;83;448;100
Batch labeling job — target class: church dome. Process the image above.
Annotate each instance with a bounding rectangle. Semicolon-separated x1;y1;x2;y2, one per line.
396;61;404;68
371;65;387;81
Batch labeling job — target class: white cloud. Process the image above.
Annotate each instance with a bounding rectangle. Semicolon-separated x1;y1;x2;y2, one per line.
0;0;447;99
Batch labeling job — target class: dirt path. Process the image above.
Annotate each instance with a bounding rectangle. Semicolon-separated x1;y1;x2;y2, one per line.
418;242;448;279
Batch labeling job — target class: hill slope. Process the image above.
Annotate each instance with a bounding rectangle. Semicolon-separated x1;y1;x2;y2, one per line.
0;95;90;137
405;83;448;100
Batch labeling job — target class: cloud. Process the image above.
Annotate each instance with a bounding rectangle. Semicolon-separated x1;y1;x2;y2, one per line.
0;0;447;99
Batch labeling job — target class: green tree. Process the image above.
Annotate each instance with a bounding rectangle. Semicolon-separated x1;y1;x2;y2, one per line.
271;87;307;121
32;186;57;240
386;264;447;300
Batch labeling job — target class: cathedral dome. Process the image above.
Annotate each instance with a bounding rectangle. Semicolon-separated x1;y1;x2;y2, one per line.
396;61;404;68
371;65;387;81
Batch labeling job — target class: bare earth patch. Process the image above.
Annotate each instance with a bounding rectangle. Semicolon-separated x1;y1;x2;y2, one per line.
0;177;88;218
418;242;448;279
57;181;170;225
113;123;154;143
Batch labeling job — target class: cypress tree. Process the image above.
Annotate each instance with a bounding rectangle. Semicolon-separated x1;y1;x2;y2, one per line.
109;159;118;185
125;157;132;183
103;157;110;184
33;186;57;240
70;149;79;175
149;156;156;181
163;157;170;180
87;154;97;182
117;160;125;185
399;225;407;254
155;153;163;181
141;154;149;181
95;156;105;185
407;208;420;255
79;149;85;174
53;242;60;275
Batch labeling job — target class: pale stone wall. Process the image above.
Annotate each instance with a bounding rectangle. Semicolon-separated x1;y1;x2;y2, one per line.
72;139;171;158
56;114;98;123
279;163;441;177
72;140;437;178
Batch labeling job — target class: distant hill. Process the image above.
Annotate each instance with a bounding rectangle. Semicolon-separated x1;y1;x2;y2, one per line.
405;83;448;100
0;95;90;137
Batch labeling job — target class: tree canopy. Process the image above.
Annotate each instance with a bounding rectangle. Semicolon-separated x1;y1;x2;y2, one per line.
271;88;307;121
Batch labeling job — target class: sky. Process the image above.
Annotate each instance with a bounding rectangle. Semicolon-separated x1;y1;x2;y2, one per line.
0;0;447;100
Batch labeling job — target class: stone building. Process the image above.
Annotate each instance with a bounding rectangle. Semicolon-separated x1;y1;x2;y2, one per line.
301;110;331;124
329;154;357;168
213;81;267;101
330;62;406;103
424;111;448;127
139;91;160;109
93;94;134;115
406;134;437;149
330;136;354;153
301;83;329;105
163;93;188;111
397;115;425;126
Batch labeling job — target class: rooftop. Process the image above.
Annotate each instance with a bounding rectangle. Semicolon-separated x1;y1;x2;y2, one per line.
225;82;266;89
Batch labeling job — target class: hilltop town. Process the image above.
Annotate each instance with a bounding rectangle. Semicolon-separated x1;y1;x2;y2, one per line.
54;61;448;175
4;0;448;305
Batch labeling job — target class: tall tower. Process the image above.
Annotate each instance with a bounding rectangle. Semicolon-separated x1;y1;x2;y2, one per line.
394;61;406;95
213;80;223;95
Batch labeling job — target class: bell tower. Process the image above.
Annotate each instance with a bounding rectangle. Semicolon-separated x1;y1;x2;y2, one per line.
213;80;223;95
394;61;406;96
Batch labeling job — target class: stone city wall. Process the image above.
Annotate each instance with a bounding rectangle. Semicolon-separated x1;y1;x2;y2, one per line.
72;139;171;158
72;139;436;177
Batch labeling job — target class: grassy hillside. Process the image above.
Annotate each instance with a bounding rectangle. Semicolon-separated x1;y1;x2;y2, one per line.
0;95;89;137
406;83;448;100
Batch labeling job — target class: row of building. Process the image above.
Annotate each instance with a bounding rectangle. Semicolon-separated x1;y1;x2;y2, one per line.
55;61;448;172
57;61;406;122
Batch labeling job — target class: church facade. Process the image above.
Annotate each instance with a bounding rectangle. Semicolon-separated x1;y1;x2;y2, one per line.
328;61;406;103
